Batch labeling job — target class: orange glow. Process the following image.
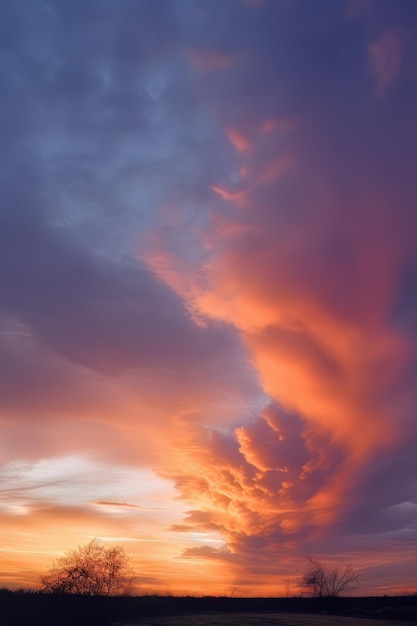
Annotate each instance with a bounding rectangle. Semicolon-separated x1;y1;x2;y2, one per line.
211;184;248;207
240;163;252;179
257;155;293;183
226;128;251;154
185;50;235;72
261;118;296;135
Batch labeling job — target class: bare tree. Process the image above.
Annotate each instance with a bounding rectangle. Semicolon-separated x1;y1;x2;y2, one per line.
301;556;359;598
41;540;135;595
101;544;134;596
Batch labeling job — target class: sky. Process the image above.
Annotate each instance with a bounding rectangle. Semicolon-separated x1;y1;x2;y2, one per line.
1;0;417;597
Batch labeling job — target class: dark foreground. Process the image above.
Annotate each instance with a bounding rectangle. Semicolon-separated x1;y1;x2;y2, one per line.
1;590;417;626
126;613;417;626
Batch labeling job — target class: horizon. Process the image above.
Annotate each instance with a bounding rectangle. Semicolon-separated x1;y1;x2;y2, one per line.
1;0;417;598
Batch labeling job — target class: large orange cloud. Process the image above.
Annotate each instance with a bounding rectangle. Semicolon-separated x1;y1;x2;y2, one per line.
142;92;417;588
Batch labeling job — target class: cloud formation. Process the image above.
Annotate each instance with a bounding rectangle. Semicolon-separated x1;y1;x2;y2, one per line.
1;0;417;596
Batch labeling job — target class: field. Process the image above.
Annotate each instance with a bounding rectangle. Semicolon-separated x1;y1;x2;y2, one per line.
127;614;415;626
2;591;417;626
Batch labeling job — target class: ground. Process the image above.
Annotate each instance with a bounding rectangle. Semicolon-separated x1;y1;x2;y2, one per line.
125;613;415;626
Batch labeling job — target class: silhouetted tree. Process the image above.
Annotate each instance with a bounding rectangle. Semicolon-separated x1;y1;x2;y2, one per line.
41;539;135;595
301;556;359;598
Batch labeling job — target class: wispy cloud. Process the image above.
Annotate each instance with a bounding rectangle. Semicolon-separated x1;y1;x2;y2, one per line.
369;30;404;95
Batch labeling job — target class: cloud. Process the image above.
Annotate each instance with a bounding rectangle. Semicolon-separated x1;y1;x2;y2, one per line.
369;30;404;95
94;501;143;509
260;118;296;136
185;49;235;72
256;155;293;183
226;128;251;154
211;184;248;207
162;405;343;549
137;0;417;592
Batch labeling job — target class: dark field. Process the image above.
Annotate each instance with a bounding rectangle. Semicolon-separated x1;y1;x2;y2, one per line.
127;614;415;626
1;591;417;626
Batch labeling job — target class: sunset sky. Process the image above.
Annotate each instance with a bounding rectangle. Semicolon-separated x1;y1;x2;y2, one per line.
1;0;417;597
